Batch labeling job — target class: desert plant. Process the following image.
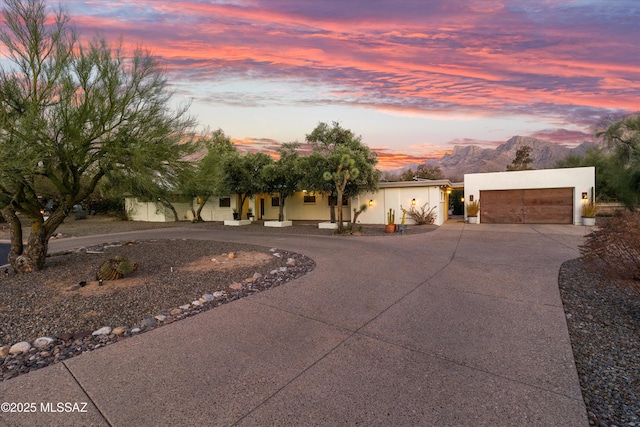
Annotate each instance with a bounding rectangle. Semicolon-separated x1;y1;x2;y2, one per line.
400;206;407;225
581;200;598;218
466;200;480;216
351;203;368;225
407;202;437;225
580;211;640;281
387;208;395;225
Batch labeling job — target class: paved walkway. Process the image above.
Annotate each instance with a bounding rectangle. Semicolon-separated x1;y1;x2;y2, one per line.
0;222;590;426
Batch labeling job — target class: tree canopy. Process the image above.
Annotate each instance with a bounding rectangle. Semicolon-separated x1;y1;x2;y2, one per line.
0;0;197;272
304;121;380;233
507;146;534;171
262;142;303;221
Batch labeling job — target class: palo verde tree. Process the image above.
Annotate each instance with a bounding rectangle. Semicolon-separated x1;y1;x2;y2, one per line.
304;121;380;233
262;142;303;221
0;0;197;272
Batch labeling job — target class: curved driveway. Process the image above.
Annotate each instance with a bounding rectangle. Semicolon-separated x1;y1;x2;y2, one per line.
0;222;589;426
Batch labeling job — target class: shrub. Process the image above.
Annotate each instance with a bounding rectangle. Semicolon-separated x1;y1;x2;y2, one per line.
407;202;437;225
580;211;640;281
466;200;480;216
581;200;598;218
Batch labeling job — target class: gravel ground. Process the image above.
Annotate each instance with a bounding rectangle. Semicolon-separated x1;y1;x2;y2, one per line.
559;259;640;427
0;215;435;381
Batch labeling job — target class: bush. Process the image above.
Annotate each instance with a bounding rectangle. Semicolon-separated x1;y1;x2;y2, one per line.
580;211;640;281
407;202;437;225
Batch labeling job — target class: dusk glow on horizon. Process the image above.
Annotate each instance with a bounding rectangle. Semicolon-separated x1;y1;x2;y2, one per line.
56;1;640;169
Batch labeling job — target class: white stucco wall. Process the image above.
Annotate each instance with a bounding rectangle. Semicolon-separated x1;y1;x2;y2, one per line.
354;181;450;226
189;196;238;222
282;192;351;221
463;167;596;225
125;198;191;222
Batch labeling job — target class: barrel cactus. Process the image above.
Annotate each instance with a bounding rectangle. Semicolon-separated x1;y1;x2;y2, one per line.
96;255;138;280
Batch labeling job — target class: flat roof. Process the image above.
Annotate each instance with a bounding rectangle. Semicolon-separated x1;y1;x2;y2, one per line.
379;179;452;189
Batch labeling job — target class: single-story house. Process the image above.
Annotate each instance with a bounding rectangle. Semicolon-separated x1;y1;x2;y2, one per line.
126;166;595;226
125;179;453;226
464;167;596;225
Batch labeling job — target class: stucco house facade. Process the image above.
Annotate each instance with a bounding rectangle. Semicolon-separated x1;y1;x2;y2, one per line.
464;167;596;225
126;166;595;227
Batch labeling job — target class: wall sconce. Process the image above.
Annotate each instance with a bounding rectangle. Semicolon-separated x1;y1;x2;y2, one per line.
461;197;465;202
446;188;452;194
411;198;416;206
469;195;474;202
369;199;374;207
582;192;588;200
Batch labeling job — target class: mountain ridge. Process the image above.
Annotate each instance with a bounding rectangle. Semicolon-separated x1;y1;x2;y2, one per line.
415;136;597;181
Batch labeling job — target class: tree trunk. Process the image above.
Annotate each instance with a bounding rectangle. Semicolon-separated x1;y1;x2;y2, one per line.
329;198;336;223
195;195;209;222
159;199;179;222
279;195;285;221
336;189;344;233
3;207;66;273
189;200;197;221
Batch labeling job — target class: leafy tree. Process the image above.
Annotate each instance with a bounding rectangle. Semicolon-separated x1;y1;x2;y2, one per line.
262;142;303;221
555;147;619;203
400;164;445;181
304;122;380;233
596;114;640;208
0;0;197;272
221;151;272;217
507;145;534;171
182;129;237;222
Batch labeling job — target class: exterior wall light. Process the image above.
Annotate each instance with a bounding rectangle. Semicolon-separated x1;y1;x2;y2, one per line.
369;199;374;207
582;192;588;200
461;197;464;202
411;198;416;206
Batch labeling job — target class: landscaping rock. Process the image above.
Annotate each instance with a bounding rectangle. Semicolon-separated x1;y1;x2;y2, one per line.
9;341;31;354
92;327;112;336
112;327;127;335
33;337;54;349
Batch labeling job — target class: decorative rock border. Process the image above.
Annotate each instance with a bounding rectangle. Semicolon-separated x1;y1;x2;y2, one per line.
0;248;315;381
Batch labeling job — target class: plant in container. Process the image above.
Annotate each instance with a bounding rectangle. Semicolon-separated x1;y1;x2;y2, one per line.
232;208;240;220
398;206;408;233
466;200;480;223
581;199;597;226
385;208;396;233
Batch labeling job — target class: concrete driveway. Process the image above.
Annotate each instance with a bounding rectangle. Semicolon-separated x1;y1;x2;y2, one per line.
0;222;590;426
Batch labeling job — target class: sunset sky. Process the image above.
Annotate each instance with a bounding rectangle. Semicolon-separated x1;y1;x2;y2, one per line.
61;1;640;169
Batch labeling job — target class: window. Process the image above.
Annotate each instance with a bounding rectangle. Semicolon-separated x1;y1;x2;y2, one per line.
303;195;316;203
328;195;349;206
271;197;280;207
219;197;231;208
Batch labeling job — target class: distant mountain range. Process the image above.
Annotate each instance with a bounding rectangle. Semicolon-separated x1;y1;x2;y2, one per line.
413;136;597;182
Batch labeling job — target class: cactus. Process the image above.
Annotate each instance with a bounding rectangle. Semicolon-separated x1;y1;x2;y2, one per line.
387;208;395;225
96;255;138;281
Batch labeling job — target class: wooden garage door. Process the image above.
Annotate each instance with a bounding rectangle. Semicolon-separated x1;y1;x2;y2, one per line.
480;188;573;224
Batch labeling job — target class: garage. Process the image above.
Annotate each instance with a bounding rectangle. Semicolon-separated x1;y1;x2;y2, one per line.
480;188;574;224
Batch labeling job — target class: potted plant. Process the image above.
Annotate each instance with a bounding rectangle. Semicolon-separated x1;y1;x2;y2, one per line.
581;199;597;226
385;208;396;233
398;206;408;233
247;208;254;221
232;208;240;220
466;200;480;224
